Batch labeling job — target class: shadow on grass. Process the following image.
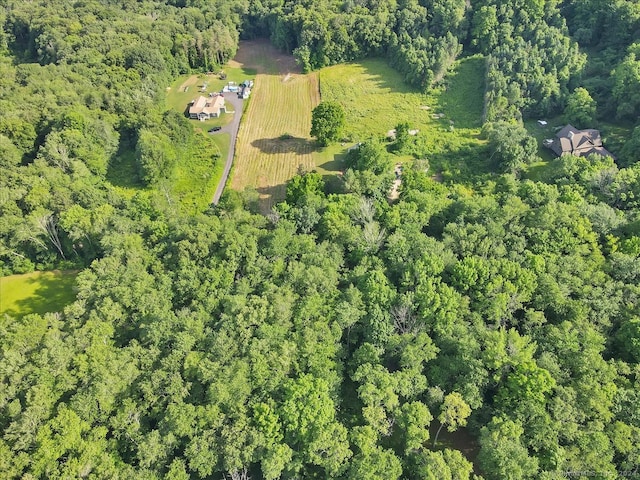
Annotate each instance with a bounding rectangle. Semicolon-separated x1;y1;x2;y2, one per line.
317;153;347;194
2;271;78;318
254;184;286;215
353;59;418;94
106;133;143;189
251;136;314;155
437;56;486;130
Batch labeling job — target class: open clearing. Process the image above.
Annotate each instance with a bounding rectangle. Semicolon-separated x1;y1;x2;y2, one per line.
317;56;490;182
229;44;488;210
171;130;227;214
229;41;321;210
0;270;78;318
159;63;257;212
231;72;320;210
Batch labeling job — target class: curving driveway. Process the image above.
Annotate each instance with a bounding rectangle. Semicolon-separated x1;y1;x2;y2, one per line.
211;92;244;204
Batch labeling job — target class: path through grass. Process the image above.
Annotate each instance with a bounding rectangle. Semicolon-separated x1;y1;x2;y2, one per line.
1;270;78;318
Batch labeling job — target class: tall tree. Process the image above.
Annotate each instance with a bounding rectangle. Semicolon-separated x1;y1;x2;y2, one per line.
310;101;345;146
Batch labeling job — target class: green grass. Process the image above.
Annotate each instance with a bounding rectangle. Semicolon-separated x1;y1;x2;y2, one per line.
318;56;490;182
522;117;632;182
600;121;633;156
164;68;255;212
231;72;320;209
0;270;78;318
171;130;226;214
107;136;146;198
166;67;256;130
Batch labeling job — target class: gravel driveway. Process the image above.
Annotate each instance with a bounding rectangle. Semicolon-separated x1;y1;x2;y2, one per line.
212;92;244;204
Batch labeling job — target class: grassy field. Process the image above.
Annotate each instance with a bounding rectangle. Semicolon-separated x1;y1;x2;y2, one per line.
318;56;490;182
231;73;321;210
0;270;78;318
227;41;323;210
171;130;227;214
229;46;489;210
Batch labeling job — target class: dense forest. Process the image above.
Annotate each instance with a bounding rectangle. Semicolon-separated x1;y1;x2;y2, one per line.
1;0;640;478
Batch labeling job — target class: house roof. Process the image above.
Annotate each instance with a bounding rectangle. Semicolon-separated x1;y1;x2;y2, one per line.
551;124;615;159
189;95;224;115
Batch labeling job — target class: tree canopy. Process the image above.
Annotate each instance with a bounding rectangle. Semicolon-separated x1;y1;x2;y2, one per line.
310;101;346;146
1;0;640;478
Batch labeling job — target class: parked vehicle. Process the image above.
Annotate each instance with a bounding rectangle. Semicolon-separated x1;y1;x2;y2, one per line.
208;126;222;132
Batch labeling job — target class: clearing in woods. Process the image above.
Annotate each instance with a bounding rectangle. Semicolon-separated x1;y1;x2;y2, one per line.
229;41;321;210
0;270;78;318
318;56;489;182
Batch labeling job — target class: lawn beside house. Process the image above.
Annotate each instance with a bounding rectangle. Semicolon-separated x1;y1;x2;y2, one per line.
166;66;256;128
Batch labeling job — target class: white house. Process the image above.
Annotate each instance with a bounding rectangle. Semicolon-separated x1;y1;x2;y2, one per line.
188;95;226;121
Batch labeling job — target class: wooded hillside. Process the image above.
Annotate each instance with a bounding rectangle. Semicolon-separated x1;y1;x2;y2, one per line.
0;1;639;479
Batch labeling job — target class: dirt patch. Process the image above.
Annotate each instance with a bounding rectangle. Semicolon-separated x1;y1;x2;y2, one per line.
283;73;292;82
388;164;403;201
232;39;301;75
389;179;401;200
179;75;199;92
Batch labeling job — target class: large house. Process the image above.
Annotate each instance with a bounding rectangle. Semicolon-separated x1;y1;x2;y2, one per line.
188;95;226;121
546;124;615;159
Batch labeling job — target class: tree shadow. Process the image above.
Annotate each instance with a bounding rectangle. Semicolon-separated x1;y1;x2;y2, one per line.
251;136;315;155
317;150;348;194
3;271;78;318
434;56;486;130
354;58;418;94
252;184;286;215
106;131;143;189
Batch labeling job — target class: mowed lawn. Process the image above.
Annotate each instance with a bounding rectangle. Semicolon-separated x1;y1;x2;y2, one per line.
166;65;256;129
229;44;488;208
318;56;490;181
228;40;321;210
0;270;78;318
231;73;320;208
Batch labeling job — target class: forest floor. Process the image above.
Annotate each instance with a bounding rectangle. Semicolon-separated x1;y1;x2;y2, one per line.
0;270;78;318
